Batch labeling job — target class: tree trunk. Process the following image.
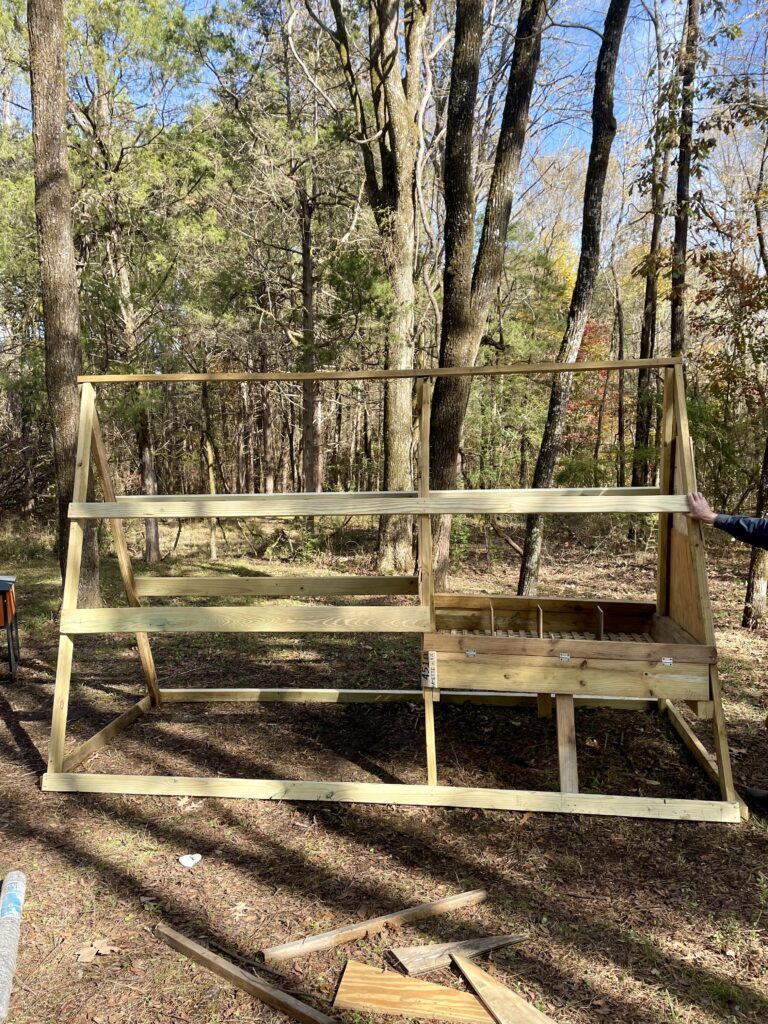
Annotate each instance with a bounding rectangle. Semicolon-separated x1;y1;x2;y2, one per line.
593;370;611;486
754;133;768;277
633;0;671;487
670;0;701;357
378;216;417;574
28;0;100;604
323;0;433;574
743;434;768;629
430;0;547;588
258;344;274;493
201;382;218;561
241;378;254;493
518;0;631;595
135;393;161;563
299;182;322;514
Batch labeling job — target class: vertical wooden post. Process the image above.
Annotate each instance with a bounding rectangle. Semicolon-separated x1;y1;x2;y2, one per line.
534;603;552;716
670;365;736;803
657;367;675;616
91;413;161;707
418;381;438;784
48;384;96;772
556;694;579;793
417;379;434;627
424;687;438;786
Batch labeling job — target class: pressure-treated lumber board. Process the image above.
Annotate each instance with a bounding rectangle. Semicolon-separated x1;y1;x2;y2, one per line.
157;688;655;710
451;954;555;1024
650;614;700;646
433;594;657;634
155;924;336;1024
160;687;424;703
663;699;747;820
78;357;682;385
333;961;493;1023
433;654;710;700
670;365;736;802
657;368;676;616
417;379;435;627
40;775;742;821
49;384;96;772
60;605;432;634
686;700;714;719
69;489;688;520
710;664;738;802
62;696;152;772
423;633;715;664
388;935;526;976
424;688;438;785
669;527;707;643
671;365;715;645
555;695;578;794
434;595;657;614
661;700;728;789
49;637;76;773
261;889;487;963
134;575;419;597
91;412;161;707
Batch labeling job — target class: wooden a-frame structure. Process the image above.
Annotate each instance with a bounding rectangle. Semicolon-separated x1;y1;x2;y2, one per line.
42;358;744;823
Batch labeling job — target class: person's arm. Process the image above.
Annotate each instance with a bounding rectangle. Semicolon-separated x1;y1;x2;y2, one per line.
686;491;768;550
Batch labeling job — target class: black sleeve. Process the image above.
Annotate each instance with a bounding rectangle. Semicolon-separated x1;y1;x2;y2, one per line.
713;515;768;551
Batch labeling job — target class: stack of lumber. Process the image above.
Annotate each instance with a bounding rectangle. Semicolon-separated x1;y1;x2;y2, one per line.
155;887;557;1024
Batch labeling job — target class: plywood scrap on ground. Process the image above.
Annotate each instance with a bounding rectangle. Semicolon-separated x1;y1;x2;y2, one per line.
333;960;493;1023
155;923;337;1024
261;888;487;963
388;934;526;976
451;953;556;1024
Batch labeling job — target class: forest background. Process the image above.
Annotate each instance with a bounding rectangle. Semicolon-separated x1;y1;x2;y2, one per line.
1;0;768;622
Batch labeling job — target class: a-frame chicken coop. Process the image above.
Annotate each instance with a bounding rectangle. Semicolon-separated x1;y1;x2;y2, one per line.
42;357;743;823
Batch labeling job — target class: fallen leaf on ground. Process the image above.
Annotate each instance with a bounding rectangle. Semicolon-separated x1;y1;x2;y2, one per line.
76;938;120;963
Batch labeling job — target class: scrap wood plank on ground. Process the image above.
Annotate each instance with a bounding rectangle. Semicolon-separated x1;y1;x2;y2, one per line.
333;960;493;1023
451;954;556;1024
261;888;487;964
155;923;336;1024
388;934;526;976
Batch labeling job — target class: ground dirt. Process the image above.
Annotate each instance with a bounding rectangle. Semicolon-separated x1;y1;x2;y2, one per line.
1;521;767;1024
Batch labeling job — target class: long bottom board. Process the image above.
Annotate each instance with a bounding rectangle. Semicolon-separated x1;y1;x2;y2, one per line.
40;774;741;822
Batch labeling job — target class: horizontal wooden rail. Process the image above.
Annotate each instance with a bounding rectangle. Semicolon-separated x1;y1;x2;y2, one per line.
424;633;716;663
134;575;419;598
77;357;681;384
156;687;656;709
70;488;687;519
39;774;740;821
60;605;432;634
433;653;710;700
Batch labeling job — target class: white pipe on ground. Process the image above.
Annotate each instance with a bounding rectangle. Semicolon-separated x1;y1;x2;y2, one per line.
0;871;26;1021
